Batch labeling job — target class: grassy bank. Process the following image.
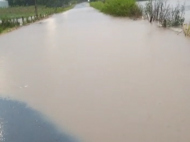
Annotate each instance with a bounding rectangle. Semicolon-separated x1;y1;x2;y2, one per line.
0;6;73;19
90;0;142;17
0;5;74;34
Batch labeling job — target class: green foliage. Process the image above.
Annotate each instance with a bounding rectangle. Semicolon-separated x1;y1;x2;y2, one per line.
90;0;142;17
7;0;84;7
0;27;3;33
0;6;73;19
90;1;105;11
0;19;16;33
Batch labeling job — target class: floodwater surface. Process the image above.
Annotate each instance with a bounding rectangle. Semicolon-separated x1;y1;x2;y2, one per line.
1;2;190;142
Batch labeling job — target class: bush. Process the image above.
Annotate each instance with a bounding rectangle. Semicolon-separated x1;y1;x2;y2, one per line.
90;0;142;17
90;1;105;11
0;27;3;33
104;0;141;17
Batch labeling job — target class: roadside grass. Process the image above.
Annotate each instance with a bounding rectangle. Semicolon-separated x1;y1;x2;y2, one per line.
90;1;105;11
0;5;74;34
90;0;142;18
0;26;18;34
0;5;74;19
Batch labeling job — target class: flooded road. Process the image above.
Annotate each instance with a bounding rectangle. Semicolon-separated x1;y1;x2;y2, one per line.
1;2;190;142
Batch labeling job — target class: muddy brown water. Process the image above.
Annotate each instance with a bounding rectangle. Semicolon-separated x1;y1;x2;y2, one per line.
1;2;190;142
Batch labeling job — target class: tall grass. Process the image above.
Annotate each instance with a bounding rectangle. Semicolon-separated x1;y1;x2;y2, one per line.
90;0;142;17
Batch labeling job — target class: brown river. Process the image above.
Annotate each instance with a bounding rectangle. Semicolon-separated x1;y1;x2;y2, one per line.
1;2;190;142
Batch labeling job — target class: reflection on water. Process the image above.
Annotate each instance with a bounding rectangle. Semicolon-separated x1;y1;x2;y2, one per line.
0;98;78;142
0;118;4;142
0;2;190;142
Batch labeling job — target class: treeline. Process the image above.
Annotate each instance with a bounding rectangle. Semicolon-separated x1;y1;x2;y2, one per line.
7;0;86;7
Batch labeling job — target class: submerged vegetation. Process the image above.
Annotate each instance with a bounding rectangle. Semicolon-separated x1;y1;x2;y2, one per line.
143;0;190;37
90;0;142;17
143;0;185;27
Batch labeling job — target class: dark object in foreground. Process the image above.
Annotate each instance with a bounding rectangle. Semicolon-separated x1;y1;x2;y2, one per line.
0;98;77;142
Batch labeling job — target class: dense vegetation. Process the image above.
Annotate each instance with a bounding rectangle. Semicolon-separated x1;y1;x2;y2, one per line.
0;6;72;19
7;0;85;7
90;0;142;17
